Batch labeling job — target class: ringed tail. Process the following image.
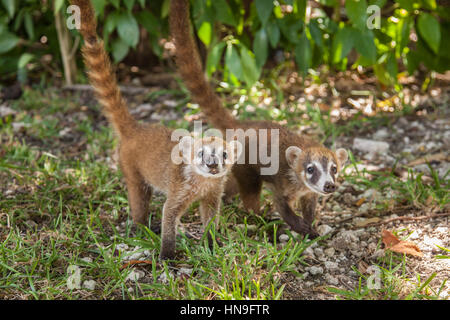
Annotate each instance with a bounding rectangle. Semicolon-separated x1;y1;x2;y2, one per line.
71;0;136;137
169;0;237;131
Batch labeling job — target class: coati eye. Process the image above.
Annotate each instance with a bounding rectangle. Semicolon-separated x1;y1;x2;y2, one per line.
307;166;314;174
223;152;228;160
331;165;337;174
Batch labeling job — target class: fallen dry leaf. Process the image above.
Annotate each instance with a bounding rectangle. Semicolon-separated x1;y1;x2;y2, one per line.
355;197;366;207
381;230;423;257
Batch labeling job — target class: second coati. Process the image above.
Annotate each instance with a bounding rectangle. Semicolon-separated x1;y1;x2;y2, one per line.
169;0;348;238
72;0;241;259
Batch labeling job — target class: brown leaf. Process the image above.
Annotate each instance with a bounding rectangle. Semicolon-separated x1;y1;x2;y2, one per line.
355;197;366;207
382;230;400;247
381;230;423;257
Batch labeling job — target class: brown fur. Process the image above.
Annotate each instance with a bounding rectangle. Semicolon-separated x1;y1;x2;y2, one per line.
169;0;348;238
72;0;238;259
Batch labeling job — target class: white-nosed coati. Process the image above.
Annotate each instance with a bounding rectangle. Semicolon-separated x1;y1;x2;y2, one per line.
71;0;241;259
169;0;348;238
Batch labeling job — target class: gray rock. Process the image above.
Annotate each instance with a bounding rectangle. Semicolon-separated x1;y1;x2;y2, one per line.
0;105;16;117
373;128;389;140
279;234;290;243
82;280;96;290
353;138;389;154
324;261;338;271
324;247;335;257
317;224;333;236
178;268;193;277
309;266;323;275
325;274;339;286
126;270;144;282
343;193;355;205
371;249;385;259
303;247;315;257
331;230;359;251
314;248;324;258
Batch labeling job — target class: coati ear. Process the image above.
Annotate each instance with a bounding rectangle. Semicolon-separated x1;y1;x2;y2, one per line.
336;148;348;167
179;135;194;162
285;146;302;168
228;140;243;164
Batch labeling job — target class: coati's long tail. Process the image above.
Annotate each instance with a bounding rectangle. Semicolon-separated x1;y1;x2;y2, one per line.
70;0;136;137
169;0;237;130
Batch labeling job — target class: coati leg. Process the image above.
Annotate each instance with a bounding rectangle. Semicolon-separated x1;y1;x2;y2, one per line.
123;169;152;225
160;196;191;260
199;193;221;249
223;175;240;205
273;194;319;238
233;166;262;215
299;193;318;226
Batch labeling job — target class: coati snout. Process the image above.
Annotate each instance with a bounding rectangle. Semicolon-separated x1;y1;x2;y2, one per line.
286;146;348;195
180;136;242;178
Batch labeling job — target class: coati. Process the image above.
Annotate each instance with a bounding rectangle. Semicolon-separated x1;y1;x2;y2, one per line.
71;0;241;260
169;0;348;238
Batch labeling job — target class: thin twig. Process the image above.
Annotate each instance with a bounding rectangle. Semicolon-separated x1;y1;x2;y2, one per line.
350;212;450;229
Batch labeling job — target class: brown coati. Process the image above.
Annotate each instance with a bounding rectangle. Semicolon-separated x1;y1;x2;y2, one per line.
169;0;348;238
71;0;241;259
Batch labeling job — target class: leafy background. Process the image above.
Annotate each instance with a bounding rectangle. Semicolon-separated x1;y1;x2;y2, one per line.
0;0;449;88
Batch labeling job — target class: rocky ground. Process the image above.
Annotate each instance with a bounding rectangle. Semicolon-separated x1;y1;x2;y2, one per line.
1;72;448;300
85;81;449;299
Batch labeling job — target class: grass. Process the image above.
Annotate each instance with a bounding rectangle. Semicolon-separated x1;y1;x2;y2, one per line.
0;87;448;300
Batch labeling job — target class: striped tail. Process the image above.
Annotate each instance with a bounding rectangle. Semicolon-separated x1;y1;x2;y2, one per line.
169;0;237;131
71;0;136;137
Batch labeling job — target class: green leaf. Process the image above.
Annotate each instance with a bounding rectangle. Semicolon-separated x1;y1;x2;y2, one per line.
253;28;269;68
24;11;35;40
111;38;130;62
266;20;280;47
354;30;376;63
420;0;437;10
332;26;355;63
255;0;273;26
295;0;307;22
104;12;119;36
161;0;170;18
406;50;420;74
394;0;413;11
0;31;19;54
225;44;243;79
2;0;15;18
309;20;323;48
417;13;441;54
240;47;260;86
54;0;64;13
92;0;107;17
110;0;120;9
124;0;135;12
345;0;368;30
136;11;159;35
386;52;398;80
206;42;226;76
295;31;312;75
212;0;236;25
117;12;139;48
18;53;34;69
197;21;212;47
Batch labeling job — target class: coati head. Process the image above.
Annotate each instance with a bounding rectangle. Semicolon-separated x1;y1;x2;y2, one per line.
286;146;348;195
178;136;242;178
